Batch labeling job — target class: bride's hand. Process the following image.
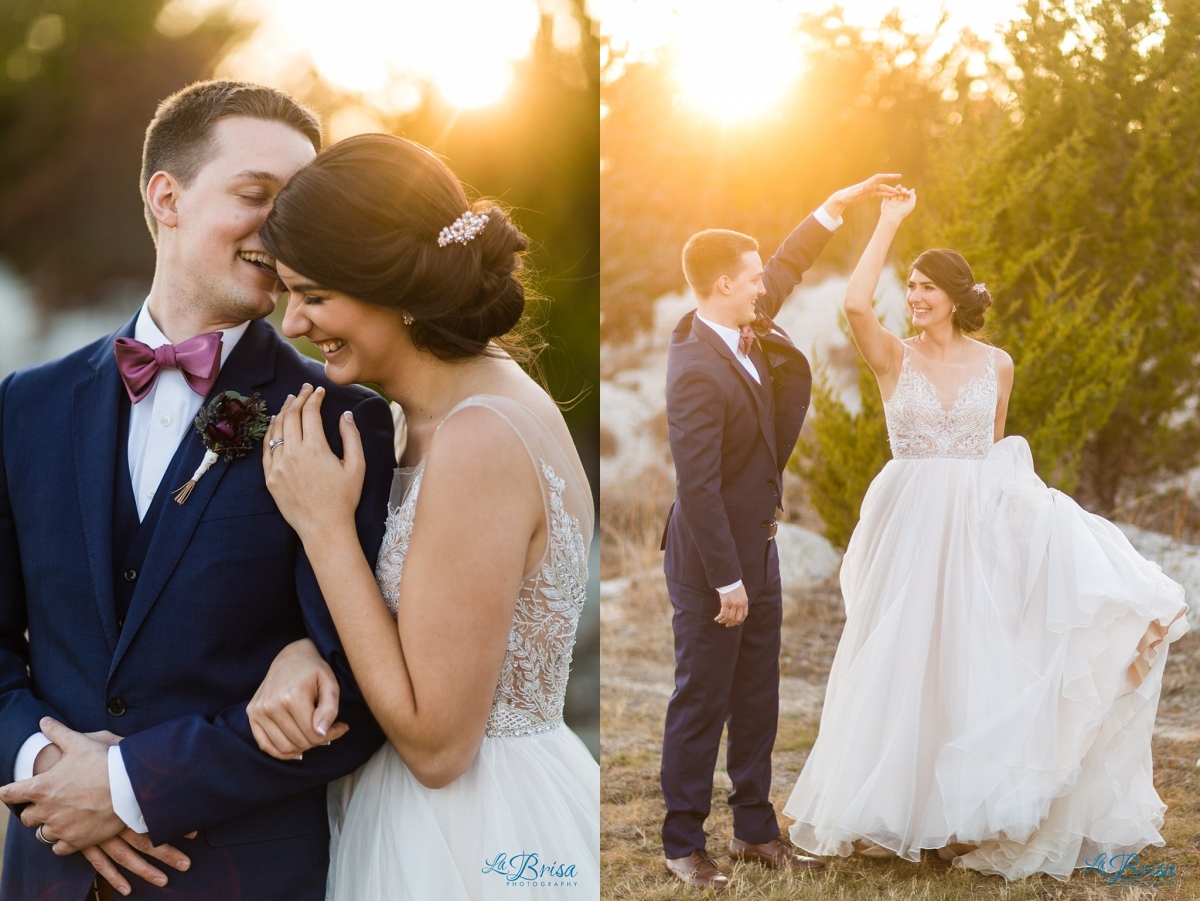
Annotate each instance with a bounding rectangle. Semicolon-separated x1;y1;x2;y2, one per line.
880;187;916;223
81;829;194;896
263;383;365;543
247;638;350;760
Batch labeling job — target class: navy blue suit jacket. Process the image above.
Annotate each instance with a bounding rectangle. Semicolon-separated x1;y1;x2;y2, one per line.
0;315;394;900
662;215;833;604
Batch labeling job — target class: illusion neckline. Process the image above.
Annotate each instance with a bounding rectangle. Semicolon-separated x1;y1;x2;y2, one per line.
901;337;994;368
886;343;997;416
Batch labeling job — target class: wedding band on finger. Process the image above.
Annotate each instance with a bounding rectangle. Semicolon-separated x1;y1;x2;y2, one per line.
268;438;285;452
35;824;53;845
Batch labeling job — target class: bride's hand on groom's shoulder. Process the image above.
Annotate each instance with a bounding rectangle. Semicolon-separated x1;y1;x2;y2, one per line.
263;383;366;543
248;638;351;760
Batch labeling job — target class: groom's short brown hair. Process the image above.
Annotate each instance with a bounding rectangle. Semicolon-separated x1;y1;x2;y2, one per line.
682;229;759;298
140;79;322;242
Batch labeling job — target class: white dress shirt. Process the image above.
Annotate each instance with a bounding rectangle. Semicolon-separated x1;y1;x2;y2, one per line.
696;313;762;385
698;205;840;597
14;301;250;834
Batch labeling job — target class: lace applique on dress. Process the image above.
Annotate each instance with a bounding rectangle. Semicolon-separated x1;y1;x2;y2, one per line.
485;460;588;737
884;345;997;460
371;397;591;738
375;464;423;616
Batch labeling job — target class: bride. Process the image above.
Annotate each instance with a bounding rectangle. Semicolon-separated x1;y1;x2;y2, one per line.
243;134;597;898
783;188;1189;880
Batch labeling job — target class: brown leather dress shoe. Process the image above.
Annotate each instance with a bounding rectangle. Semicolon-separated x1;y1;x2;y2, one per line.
729;835;824;870
665;850;731;889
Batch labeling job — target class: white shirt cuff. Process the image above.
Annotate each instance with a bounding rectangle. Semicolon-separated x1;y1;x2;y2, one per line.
813;205;843;232
14;732;52;781
716;579;744;595
108;745;148;833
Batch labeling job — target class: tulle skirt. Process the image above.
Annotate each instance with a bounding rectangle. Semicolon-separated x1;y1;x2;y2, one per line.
326;725;599;899
783;437;1189;881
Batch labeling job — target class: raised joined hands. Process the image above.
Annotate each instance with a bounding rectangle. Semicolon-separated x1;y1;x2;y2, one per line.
880;186;917;222
823;173;905;220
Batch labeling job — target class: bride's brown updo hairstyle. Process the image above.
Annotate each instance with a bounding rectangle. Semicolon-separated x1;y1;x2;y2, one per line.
261;133;532;360
910;248;992;334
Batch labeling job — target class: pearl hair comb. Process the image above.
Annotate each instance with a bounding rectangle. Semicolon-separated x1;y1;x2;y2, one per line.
437;210;489;247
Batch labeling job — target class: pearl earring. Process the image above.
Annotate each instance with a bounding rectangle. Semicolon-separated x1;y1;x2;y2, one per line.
402;312;414;326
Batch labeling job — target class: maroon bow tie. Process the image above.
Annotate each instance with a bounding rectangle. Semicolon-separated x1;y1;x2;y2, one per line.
114;332;223;403
737;310;777;356
737;326;756;357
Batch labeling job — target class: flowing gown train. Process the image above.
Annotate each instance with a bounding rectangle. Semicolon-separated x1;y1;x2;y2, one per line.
783;342;1188;881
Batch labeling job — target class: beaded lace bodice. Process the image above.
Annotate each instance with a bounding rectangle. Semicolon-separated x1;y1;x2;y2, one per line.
373;396;593;738
883;343;998;460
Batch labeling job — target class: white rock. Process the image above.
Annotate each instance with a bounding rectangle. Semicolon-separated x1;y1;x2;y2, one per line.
775;522;842;593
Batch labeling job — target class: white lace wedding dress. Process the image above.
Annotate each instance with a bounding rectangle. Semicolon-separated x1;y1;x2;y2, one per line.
325;396;599;899
783;341;1189;881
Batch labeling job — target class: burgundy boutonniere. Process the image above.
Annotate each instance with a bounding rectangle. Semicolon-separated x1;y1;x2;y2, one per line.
751;309;777;339
172;390;271;504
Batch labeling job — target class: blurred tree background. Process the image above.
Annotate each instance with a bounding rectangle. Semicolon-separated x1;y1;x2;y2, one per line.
0;0;599;496
601;0;1200;536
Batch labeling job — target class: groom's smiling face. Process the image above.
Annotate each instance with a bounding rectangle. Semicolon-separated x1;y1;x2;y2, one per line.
157;116;316;324
716;250;765;328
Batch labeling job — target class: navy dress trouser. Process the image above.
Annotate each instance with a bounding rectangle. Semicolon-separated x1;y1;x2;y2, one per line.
660;545;783;858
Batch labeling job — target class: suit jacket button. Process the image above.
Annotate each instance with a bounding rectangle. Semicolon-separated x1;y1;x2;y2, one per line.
761;520;770;528
107;698;127;716
767;479;777;487
123;569;138;582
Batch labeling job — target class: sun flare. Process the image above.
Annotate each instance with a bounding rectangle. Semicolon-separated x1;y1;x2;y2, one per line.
160;0;550;119
671;3;805;124
597;0;1028;124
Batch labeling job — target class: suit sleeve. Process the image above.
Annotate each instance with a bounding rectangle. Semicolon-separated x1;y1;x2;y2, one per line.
666;366;742;590
118;391;394;844
0;373;62;785
760;214;837;319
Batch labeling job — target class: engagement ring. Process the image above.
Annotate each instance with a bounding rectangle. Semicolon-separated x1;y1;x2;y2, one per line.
268;439;285;451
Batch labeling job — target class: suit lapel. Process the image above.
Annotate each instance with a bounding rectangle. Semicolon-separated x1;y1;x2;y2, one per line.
72;316;138;653
747;341;777;450
111;320;280;671
692;317;778;470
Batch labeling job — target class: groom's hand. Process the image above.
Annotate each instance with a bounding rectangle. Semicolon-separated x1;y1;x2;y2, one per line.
28;731;116;777
32;742;63;776
822;173;904;221
714;584;749;627
0;717;124;853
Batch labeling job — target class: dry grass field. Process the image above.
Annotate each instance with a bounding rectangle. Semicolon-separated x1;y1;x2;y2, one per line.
600;479;1200;901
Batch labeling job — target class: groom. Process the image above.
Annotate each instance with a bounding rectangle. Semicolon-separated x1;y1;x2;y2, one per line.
0;81;394;900
659;175;900;889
